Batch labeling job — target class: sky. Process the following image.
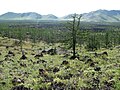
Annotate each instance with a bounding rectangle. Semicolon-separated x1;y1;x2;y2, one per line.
0;0;120;17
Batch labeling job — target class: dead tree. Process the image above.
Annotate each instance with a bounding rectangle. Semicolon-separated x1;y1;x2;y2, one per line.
69;14;82;59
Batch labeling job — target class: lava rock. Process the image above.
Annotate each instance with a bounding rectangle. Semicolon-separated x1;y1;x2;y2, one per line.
94;67;101;71
39;69;47;76
93;77;100;84
90;62;95;67
70;56;79;60
41;50;47;54
20;55;27;60
53;67;60;73
36;59;47;64
61;60;69;65
63;53;69;58
12;77;24;85
85;58;93;64
0;82;6;85
95;51;108;57
102;51;108;56
47;48;57;55
51;81;66;90
104;80;115;88
8;51;15;56
34;53;43;58
11;85;32;90
6;46;9;49
20;63;27;67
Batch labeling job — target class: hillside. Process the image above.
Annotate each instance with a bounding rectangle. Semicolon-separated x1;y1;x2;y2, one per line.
0;36;120;90
63;10;120;22
0;12;57;20
82;10;120;22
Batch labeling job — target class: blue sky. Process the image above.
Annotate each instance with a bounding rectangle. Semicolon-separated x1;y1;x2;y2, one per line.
0;0;120;17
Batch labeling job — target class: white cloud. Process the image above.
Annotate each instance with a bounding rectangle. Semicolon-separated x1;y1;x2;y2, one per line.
0;0;120;16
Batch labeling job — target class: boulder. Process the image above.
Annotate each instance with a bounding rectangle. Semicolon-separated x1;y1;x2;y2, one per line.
95;51;108;57
20;55;27;60
53;67;60;73
61;60;69;65
8;51;15;56
34;53;43;58
94;67;101;71
12;77;24;85
47;48;57;55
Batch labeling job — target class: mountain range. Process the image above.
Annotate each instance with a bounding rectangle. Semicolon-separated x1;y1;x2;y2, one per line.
1;10;120;22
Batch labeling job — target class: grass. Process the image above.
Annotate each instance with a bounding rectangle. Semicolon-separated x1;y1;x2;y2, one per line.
0;37;120;90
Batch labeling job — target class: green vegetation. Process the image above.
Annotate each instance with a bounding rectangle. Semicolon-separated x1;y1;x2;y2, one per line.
0;20;120;90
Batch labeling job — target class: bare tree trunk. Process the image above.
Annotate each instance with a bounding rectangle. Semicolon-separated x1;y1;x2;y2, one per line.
72;14;76;58
71;14;82;59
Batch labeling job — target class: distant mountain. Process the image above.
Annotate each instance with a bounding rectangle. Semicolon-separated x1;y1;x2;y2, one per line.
1;10;120;22
82;10;120;22
63;10;120;22
0;12;20;19
42;14;58;20
63;14;75;19
20;12;42;19
0;12;57;20
0;12;42;20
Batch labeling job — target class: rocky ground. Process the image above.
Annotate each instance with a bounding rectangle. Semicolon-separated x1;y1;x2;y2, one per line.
0;37;120;90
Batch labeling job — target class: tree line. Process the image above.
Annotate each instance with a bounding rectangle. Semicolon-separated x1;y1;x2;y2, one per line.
0;20;120;52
